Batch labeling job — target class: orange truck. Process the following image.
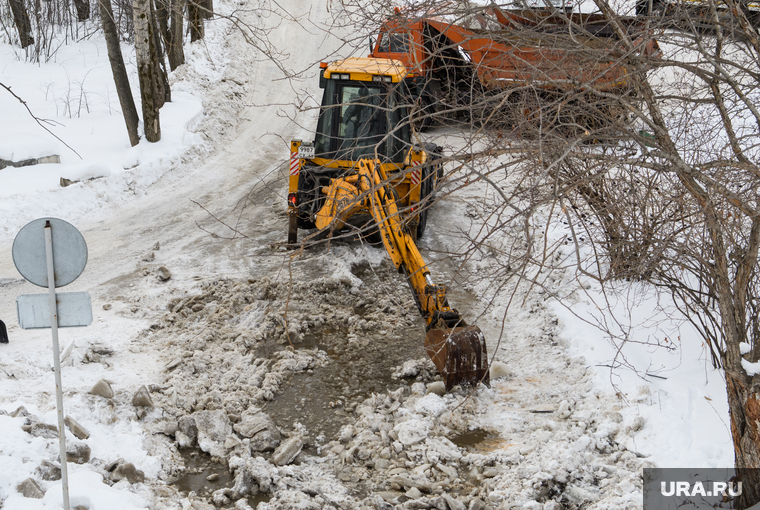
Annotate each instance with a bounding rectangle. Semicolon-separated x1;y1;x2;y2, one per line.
370;7;659;125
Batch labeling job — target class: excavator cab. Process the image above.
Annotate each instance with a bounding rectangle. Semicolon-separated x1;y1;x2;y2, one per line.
287;58;490;391
314;78;410;163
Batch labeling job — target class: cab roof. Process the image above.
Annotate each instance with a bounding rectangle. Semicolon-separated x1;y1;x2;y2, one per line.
324;57;408;83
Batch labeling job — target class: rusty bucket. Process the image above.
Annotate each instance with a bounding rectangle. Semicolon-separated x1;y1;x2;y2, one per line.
425;325;490;391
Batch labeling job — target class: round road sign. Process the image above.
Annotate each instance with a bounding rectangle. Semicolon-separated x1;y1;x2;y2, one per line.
12;218;88;288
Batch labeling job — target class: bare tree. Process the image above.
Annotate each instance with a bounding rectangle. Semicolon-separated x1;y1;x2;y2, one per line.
517;1;760;502
187;0;203;42
487;1;760;503
169;0;185;67
8;0;33;47
72;0;90;21
149;0;171;103
159;0;185;70
99;0;140;146
133;0;161;142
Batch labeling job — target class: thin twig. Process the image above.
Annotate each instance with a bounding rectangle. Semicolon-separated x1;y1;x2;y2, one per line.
1;81;82;159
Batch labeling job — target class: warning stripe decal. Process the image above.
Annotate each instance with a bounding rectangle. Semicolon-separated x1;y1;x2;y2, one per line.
290;152;299;176
411;161;420;186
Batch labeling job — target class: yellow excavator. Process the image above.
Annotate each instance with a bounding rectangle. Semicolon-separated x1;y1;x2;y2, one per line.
287;57;489;390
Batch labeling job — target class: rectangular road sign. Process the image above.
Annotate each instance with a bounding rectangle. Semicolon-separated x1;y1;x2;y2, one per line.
17;292;92;329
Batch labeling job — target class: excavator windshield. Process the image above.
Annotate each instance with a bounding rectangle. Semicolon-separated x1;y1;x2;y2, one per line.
314;79;410;162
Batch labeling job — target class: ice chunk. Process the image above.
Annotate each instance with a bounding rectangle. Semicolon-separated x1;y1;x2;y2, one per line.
414;393;446;417
394;419;432;446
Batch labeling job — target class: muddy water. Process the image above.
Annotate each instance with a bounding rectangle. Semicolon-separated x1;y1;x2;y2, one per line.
451;429;491;449
262;323;426;444
451;429;514;454
173;449;271;507
173;450;232;497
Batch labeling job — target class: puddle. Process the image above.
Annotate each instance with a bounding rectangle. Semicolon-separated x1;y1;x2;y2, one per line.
173;449;271;507
173;449;231;498
451;429;512;453
451;429;491;449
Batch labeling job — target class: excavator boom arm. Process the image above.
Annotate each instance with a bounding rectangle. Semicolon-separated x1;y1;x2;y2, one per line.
357;159;490;390
357;159;445;323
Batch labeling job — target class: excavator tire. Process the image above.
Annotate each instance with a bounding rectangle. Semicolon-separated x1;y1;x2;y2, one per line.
296;170;319;230
416;144;442;239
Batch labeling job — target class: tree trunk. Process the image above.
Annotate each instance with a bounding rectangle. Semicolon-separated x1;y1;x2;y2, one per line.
167;0;184;70
149;0;171;104
9;0;34;48
72;0;89;21
187;0;203;42
98;0;140;146
133;0;161;142
715;219;760;508
154;0;171;54
725;371;760;508
201;0;212;18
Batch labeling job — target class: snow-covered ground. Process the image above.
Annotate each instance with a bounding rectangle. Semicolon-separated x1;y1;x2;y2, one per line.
0;1;734;509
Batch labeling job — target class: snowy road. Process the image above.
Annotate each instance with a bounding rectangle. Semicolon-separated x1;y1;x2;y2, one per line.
0;0;335;370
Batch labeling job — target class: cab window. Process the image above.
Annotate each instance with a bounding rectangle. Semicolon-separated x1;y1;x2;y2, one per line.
314;79;411;163
336;85;387;160
378;32;410;53
315;81;389;161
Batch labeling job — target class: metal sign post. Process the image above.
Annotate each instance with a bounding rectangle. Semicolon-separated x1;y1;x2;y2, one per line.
45;221;70;510
13;218;91;510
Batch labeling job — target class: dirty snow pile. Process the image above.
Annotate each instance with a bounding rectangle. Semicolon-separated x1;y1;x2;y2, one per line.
120;248;655;510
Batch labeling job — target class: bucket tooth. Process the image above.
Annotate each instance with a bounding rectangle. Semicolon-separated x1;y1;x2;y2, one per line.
425;326;490;391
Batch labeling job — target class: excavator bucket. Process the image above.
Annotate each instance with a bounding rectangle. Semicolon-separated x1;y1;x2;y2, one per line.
425;326;490;391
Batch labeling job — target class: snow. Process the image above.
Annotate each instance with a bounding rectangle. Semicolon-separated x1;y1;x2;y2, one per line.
414;393;446;417
0;27;203;243
0;134;61;162
394;418;433;446
0;0;747;508
547;253;734;469
741;359;760;376
0;408;154;509
5;471;148;510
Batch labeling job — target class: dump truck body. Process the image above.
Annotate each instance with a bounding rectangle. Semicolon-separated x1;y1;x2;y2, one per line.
370;8;659;118
637;0;760;21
